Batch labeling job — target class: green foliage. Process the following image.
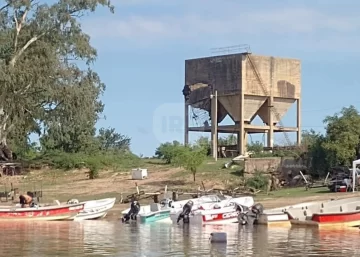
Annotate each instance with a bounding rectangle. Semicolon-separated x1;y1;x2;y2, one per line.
0;0;114;154
245;171;269;190
301;106;360;178
154;141;207;181
97;127;131;151
218;134;237;145
31;150;141;173
173;146;207;181
322;106;360;166
154;141;184;164
247;141;263;153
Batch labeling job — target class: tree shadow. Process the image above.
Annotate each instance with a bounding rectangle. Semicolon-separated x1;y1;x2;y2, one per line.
144;160;168;165
314;189;332;194
230;169;244;177
143;180;187;187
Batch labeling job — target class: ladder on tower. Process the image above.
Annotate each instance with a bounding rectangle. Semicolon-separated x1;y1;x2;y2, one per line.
245;54;292;147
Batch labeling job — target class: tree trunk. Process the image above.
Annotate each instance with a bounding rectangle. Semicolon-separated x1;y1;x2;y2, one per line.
193;172;196;182
0;114;14;162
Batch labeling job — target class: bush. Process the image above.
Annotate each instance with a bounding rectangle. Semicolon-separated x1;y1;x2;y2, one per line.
29;150;142;179
155;141;184;164
245;171;269;190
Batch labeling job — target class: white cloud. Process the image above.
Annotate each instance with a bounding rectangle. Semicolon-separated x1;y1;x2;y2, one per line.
83;3;360;51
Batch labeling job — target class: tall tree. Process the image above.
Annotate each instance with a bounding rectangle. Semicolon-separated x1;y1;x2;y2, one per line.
0;0;114;157
97;127;131;151
322;106;360;166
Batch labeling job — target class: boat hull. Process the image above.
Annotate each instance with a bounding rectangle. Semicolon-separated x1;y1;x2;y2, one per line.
74;198;116;221
286;197;360;228
291;211;360;228
171;206;240;225
140;210;171;223
0;203;84;221
257;212;291;227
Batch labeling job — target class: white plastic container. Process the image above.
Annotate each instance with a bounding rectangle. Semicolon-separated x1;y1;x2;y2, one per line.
209;232;227;243
131;168;148;180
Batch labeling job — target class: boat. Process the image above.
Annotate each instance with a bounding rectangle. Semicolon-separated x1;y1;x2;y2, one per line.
256;201;323;227
139;203;171;223
0;202;84;221
73;198;116;221
286;197;360;228
121;194;234;217
170;196;255;225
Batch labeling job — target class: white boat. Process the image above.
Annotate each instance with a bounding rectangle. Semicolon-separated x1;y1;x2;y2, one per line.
170;196;255;225
121;194;233;216
73;198;116;221
257;198;360;227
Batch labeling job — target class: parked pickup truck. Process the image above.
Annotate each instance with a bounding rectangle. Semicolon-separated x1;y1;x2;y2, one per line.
327;166;360;192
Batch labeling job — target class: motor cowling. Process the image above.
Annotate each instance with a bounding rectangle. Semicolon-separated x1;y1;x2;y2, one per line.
237;203;263;225
251;203;264;215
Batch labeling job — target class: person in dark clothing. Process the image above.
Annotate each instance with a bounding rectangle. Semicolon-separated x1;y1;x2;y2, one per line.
177;200;194;224
122;200;140;222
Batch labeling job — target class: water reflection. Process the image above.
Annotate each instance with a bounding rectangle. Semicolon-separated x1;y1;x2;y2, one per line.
0;220;359;256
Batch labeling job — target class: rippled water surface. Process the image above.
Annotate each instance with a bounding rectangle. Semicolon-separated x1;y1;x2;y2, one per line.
0;220;360;256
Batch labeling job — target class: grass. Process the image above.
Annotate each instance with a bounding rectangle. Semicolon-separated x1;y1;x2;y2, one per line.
255;186;331;200
171;158;243;180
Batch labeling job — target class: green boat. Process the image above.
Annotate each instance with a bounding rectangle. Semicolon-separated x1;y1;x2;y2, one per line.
139;203;171;223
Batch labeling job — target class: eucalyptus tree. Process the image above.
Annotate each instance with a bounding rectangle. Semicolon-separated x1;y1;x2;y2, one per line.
0;0;113;157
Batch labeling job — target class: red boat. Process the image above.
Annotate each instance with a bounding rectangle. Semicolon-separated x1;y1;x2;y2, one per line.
0;203;84;221
286;197;360;228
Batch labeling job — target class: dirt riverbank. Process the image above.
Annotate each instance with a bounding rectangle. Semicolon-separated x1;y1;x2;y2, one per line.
0;159;358;221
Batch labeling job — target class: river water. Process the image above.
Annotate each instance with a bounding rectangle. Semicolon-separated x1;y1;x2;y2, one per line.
0;220;359;256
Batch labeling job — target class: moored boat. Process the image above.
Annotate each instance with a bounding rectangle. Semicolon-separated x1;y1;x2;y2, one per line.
286;197;360;228
0;203;84;221
73;198;116;221
171;196;255;225
121;194;234;217
139;203;171;223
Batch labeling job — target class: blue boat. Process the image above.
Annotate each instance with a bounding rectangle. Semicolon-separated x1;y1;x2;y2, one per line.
139;203;171;223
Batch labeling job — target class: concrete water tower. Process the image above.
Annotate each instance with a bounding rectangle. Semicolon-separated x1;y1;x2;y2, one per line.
183;47;301;157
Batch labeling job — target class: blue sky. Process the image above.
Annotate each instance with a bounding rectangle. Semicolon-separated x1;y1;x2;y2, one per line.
75;0;360;157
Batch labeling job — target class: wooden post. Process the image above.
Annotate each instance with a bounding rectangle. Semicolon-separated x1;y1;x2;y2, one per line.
135;183;139;195
172;191;178;201
153;194;159;203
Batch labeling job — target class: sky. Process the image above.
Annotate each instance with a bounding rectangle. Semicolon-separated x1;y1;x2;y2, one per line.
75;0;360;157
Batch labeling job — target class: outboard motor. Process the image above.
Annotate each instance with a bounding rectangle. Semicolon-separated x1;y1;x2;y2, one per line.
122;200;140;223
237;203;264;225
177;200;194;224
160;198;173;208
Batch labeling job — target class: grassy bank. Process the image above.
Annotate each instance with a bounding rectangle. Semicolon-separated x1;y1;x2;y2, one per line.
2;155;358;221
5;156;326;203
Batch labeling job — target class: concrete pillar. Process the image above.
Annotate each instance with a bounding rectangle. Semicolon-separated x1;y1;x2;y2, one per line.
244;131;248;153
211;91;218;160
238;93;245;155
184;103;189;146
267;56;274;148
267;97;274;148
238;55;246;156
297;98;302;145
